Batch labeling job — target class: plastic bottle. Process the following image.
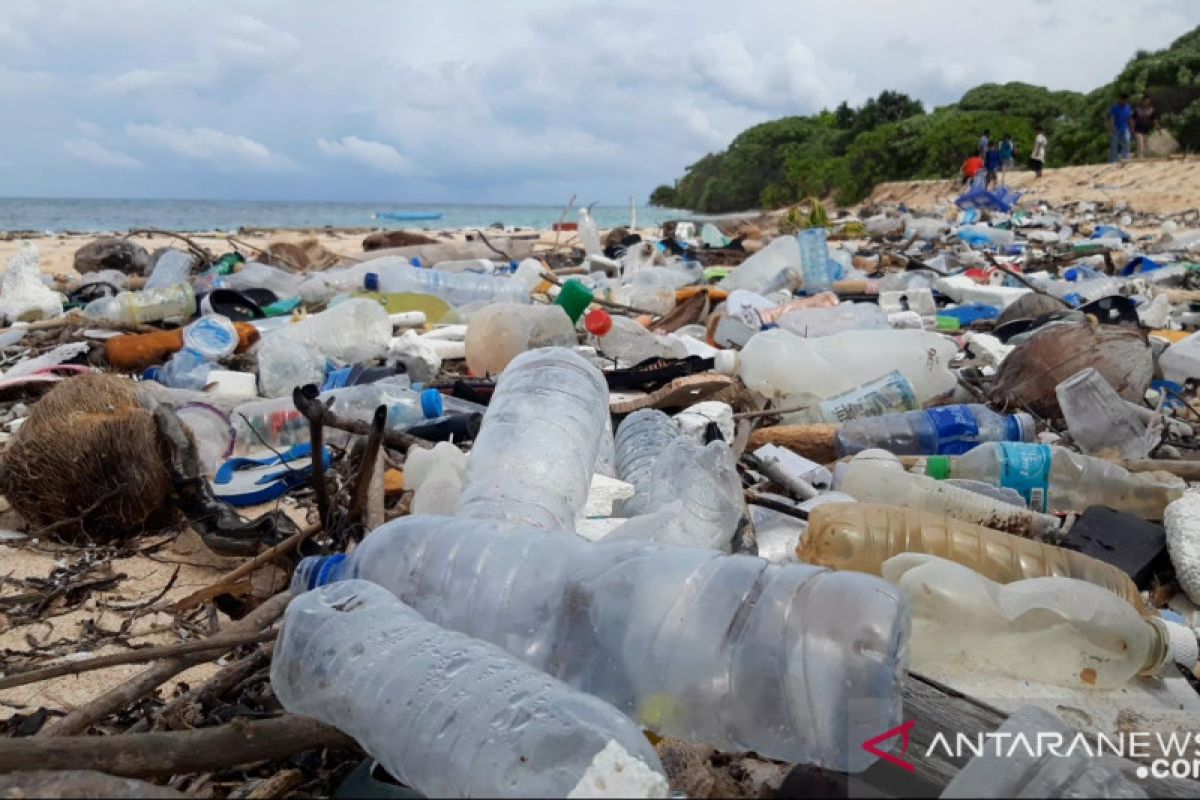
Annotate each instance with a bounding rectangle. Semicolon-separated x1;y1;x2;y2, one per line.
815;371;921;423
614;409;683;516
293;514;910;771
369;260;532;307
776;303;889;338
144;249;194;290
737;328;958;423
942;705;1149;799
799;502;1147;611
1158;330;1200;385
1055;368;1152;459
798;228;833;293
456;348;609;532
924;442;1184;519
222;262;305;298
405;442;467;516
150;347;210;391
578;208;602;256
428;257;495;274
230;395;309;455
256;341;327;399
956;224;1016;248
272;580;670;799
465;303;576;377
834;404;1036;457
258;298;392;366
834;450;1060;538
717;236;802;293
584;310;687;364
84;282;195;325
882;553;1194;689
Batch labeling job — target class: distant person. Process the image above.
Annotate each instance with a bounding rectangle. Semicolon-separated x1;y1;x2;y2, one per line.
984;141;1002;188
1030;126;1048;179
1134;96;1158;159
999;134;1016;182
961;153;985;186
1109;93;1134;163
979;130;991;159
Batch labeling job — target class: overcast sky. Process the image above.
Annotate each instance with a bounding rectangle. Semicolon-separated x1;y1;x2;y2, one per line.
2;0;1197;205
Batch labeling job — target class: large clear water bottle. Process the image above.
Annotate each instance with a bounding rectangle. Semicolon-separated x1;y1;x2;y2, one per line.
614;409;682;516
272;580;669;799
293;514;910;772
835;404;1036;457
84;282;195;325
456;348;609;531
798;228;833;293
366;258;532;307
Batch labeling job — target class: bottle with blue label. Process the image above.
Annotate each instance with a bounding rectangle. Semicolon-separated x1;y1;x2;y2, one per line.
924;442;1185;520
797;228;833;293
834;404;1035;458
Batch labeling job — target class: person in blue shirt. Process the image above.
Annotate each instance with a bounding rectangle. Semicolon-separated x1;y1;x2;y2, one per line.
1109;94;1134;163
984;140;1002;188
998;135;1016;183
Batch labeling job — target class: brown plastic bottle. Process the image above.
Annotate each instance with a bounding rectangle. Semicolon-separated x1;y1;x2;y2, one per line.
105;322;260;370
799;502;1148;613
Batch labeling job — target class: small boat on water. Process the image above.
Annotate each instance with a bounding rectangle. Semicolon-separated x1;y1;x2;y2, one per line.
375;210;444;222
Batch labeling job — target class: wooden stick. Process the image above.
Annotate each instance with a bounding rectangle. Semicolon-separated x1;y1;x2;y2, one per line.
158;643;274;732
0;630;275;692
747;424;839;463
41;592;292;737
4;715;356;777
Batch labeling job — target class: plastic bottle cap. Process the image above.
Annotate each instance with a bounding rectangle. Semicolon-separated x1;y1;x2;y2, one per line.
1007;412;1037;442
294;554;346;592
1162;619;1199;673
420;387;444;419
926;456;951;480
711;349;738;376
555;279;595;323
585;309;613;337
364;272;380;292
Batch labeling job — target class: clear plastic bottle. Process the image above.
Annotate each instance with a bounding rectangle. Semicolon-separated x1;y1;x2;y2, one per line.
614;409;682;516
272;580;670;799
293;514;910;772
737;328;959;423
776;303;889;338
834;451;1060;538
584;310;687;364
578;208;603;256
84;282;195;325
428;257;496;274
925;442;1184;519
799;502;1146;611
368;259;532;307
456;348;609;531
1055;368;1152;459
230;395;309;455
144;249;195;290
258;298;393;366
465;303;576;377
942;705;1149;798
256;341;327;399
717;236;802;293
222;262;305;298
798;228;833;293
150;347;210;391
835;403;1036;457
882;553;1193;689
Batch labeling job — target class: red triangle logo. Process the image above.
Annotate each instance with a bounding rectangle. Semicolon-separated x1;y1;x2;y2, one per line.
862;719;916;772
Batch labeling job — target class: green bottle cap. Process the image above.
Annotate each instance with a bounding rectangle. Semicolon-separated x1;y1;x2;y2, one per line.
554;279;594;323
926;456;951;480
935;316;961;332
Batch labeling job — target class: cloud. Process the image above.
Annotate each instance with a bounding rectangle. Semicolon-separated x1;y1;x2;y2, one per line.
317;136;420;175
63;138;143;168
125;124;296;170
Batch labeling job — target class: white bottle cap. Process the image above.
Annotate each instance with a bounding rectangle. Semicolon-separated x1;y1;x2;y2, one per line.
711;349;738;376
1163;619;1199;674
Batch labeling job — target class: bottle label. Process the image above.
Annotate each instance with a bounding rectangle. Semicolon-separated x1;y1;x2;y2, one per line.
925;406;980;454
819;371;918;423
998;442;1052;512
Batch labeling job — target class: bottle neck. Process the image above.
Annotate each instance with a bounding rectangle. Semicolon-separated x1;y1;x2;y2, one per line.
1138;616;1171;677
292;554;346;593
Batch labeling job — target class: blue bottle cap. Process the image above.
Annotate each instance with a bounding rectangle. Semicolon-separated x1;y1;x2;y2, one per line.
409;257;422;268
294;554;347;591
143;366;161;382
420;387;444;418
364;272;380;292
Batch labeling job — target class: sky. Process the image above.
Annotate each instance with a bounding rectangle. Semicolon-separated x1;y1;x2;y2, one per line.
1;0;1197;205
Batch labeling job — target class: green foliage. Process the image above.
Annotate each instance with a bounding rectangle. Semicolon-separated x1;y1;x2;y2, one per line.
653;26;1200;212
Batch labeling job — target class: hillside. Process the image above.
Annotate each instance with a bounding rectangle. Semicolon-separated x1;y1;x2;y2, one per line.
652;26;1200;213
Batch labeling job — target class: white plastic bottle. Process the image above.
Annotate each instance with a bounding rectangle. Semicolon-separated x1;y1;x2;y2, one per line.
578;208;603;256
882;553;1196;690
834;403;1036;456
737;328;959;423
584;310;687;364
404;442;467;516
257;298;393;366
718;236;802;294
272;580;670;799
614;409;683;516
464;303;576;377
456;348;609;531
293;514;911;772
222;262;305;298
925;442;1185;518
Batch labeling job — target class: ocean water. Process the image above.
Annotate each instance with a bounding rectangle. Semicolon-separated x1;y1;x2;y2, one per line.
0;197;687;234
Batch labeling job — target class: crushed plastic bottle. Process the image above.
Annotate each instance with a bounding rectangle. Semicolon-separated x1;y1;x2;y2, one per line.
256;341;327;399
272;580;670;799
776;302;889;338
258;298;392;366
144;249;195;290
293;514;910;771
614;409;683;517
718;236;801;293
84;282;195;325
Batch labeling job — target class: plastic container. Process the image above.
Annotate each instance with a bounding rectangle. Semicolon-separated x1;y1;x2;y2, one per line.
737;328;959;423
150;348;210;391
614;409;683;516
256;341;327;399
464;303;576;377
776;303;889;338
882;553;1194;689
717;236;802;294
144;249;194;290
272;580;670;799
585;310;687;364
578;208;602;256
835;404;1035;457
84;282;196;325
798;228;833;293
230;395;309;455
293;514;910;771
835;450;1060;538
1159;330;1200;385
800;503;1147;611
926;442;1184;519
1055;368;1152;459
182;315;239;360
258;298;392;366
456;348;609;531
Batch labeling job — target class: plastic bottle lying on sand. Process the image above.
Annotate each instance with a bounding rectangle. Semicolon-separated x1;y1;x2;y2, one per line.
923;442;1184;518
293;514;910;772
465;303;576;377
882;553;1195;690
456;348;609;531
585;310;687;364
84;282;195;325
776;303;889;338
799;502;1146;611
835;404;1036;456
272;580;670;799
614;409;683;516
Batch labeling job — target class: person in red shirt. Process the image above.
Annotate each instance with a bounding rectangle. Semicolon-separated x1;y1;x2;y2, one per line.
961;154;984;186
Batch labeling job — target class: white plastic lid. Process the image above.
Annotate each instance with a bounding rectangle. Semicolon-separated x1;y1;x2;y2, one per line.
1163;619;1199;673
711;349;737;376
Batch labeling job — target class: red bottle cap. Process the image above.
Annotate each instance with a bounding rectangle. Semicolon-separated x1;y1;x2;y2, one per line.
584;308;613;336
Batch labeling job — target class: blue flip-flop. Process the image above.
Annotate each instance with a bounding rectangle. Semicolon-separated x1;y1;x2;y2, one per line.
212;443;332;507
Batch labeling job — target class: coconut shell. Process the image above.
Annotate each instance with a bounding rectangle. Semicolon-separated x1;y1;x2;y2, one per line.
0;373;173;539
990;319;1153;419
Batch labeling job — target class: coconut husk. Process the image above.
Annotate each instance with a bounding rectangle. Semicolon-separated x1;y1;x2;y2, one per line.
990;319;1153;419
0;373;174;539
260;238;340;273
